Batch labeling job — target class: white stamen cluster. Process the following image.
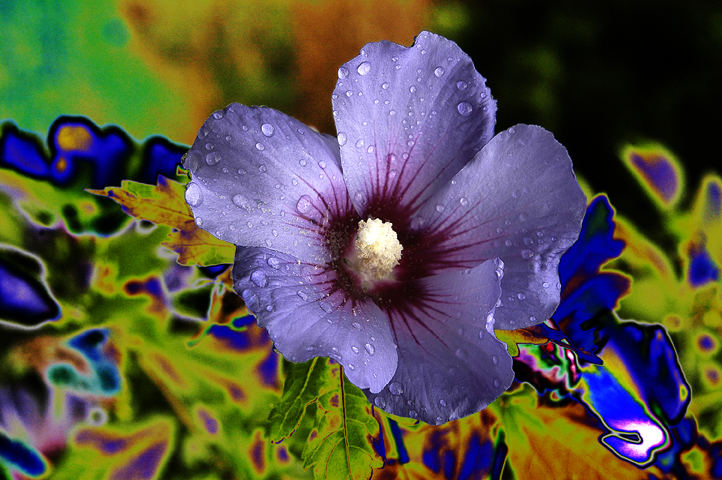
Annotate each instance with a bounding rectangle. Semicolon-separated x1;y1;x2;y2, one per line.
353;218;403;281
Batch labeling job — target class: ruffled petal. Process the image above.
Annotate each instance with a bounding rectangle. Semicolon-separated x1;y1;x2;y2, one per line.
413;124;586;329
365;259;514;424
232;247;397;393
332;31;496;216
184;103;352;265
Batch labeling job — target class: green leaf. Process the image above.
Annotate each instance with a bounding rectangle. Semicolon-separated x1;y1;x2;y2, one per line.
268;358;330;444
302;364;382;480
268;359;382;480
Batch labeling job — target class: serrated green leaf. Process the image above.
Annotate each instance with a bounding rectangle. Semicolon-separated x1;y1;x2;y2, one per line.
268;358;329;443
301;364;382;480
88;176;234;266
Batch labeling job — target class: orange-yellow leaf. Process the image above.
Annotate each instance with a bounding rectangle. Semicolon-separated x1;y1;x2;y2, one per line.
89;176;234;266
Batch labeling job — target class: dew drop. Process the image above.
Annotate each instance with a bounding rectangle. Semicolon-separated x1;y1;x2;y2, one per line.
195;217;203;227
493;378;501;388
205;152;221;165
364;343;375;355
409;410;418;418
374;397;385;408
352;321;361;330
212;111;223;119
255;143;266;151
319;301;334;313
542;282;550;288
259;125;273;138
337;132;347;145
491;355;499;365
267;257;281;269
232;194;246;209
351;345;360;354
409;85;416;93
338;66;349;79
459;197;469;206
457;101;473;116
367;145;375;154
381;82;389;89
435;204;445;213
185;183;202;206
299;159;307;167
297;290;309;301
433;66;445;77
357;61;371;75
355;139;364;148
456;80;468;90
389;382;404;395
521;249;534;259
241;289;258;309
439;399;447;407
296;195;313;213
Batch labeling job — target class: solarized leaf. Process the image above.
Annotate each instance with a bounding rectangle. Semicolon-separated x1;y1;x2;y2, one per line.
88;176;234;266
269;358;382;479
301;363;383;480
497;385;653;479
268;358;329;443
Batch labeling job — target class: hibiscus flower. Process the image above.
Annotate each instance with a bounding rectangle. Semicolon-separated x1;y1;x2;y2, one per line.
183;31;586;424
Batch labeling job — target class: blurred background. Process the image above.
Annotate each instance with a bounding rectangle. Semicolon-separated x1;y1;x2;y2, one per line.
2;0;721;232
1;1;721;479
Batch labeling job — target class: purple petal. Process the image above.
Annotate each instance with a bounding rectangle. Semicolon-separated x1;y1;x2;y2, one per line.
365;259;513;424
184;104;352;265
232;247;397;393
332;31;496;216
413;124;586;330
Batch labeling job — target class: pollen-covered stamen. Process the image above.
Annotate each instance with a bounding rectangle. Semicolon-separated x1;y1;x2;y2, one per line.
347;218;403;286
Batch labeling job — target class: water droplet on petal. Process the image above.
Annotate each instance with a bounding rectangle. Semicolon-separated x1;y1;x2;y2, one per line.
261;123;274;137
521;249;534;259
212;111;223;119
542;282;550;288
456;80;468;90
357;61;371;75
348;363;355;370
205;152;221;165
319;301;334;313
381;82;389;89
457;101;473;116
185;183;202;206
374;397;385;408
338;66;349;79
517;292;526;300
337;132;347;145
267;257;281;269
493;378;501;388
195;217;203;227
250;270;267;288
409;410;417;418
459;197;469;206
389;382;404;395
491;355;499;365
409;85;416;93
297;290;309;301
439;399;447;407
241;289;258;309
255;142;265;151
364;343;375;355
296;195;313;213
367;145;375;154
352;322;361;330
434;66;445;77
351;345;360;354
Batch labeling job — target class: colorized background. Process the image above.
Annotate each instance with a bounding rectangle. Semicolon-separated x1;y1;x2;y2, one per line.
1;1;721;479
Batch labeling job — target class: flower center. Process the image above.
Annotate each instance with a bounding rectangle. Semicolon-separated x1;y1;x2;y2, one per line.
347;218;403;287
